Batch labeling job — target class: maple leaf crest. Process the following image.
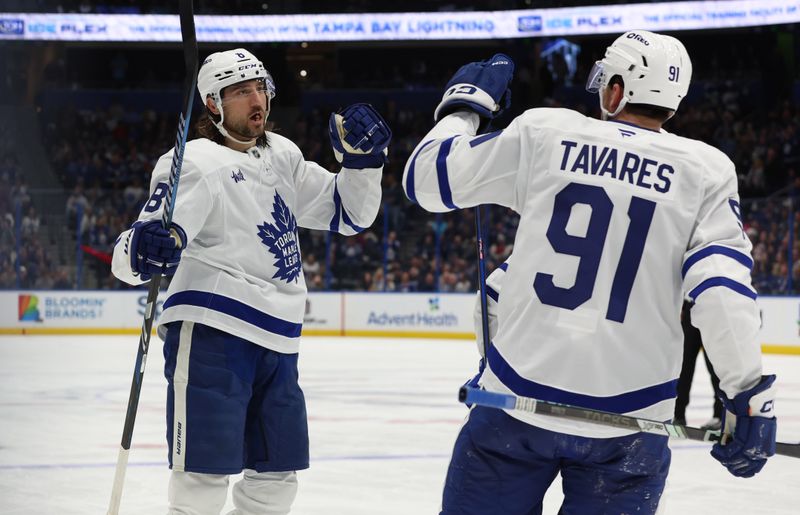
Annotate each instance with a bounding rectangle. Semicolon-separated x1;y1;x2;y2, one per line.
257;191;301;283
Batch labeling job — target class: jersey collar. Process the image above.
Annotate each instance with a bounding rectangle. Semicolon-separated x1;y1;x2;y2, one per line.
606;119;660;133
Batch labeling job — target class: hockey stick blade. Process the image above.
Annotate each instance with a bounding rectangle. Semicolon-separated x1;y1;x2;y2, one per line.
460;386;800;458
107;2;198;514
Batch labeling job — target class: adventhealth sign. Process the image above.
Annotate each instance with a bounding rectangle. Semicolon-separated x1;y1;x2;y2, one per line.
1;0;798;42
366;310;459;327
345;293;471;337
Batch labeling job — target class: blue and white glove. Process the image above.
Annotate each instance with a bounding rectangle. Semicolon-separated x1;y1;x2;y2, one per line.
129;220;186;281
710;375;777;478
434;53;515;122
328;103;392;169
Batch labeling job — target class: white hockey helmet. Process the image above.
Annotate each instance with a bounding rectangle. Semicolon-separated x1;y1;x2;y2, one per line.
197;48;276;143
586;30;692;118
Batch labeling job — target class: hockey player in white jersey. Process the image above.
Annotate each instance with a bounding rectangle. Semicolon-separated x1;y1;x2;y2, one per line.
404;32;776;514
111;48;390;515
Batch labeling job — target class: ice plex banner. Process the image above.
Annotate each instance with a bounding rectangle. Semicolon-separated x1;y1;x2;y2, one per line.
1;0;799;42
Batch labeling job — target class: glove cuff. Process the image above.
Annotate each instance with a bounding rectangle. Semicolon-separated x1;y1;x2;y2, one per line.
434;83;497;121
340;149;387;169
726;374;777;418
170;222;188;250
128;220;152;274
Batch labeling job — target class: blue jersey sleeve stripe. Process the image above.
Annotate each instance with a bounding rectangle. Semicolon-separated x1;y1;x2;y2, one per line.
329;177;342;233
469;130;502;148
436;136;458;210
498;262;509;272
487;343;678;413
688;277;757;301
330;175;365;234
682;245;754;278
404;139;436;204
340;203;365;234
164;290;302;338
486;285;499;302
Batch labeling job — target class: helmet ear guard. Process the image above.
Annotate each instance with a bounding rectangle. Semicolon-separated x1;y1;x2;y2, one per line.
588;30;692;119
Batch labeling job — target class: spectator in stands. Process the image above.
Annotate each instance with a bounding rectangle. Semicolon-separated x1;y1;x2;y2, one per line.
19;36;800;294
303;253;321;283
65;185;89;223
20;206;40;237
369;268;388;291
419;272;436;292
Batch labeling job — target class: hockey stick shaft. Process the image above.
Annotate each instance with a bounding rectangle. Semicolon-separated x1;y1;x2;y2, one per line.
474;206;491;359
107;3;198;513
459;386;800;458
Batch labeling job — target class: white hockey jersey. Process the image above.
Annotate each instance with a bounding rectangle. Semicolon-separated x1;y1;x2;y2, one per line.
113;133;382;354
405;109;762;438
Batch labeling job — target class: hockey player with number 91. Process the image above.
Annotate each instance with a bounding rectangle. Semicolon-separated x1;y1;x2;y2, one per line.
111;48;391;514
404;31;777;514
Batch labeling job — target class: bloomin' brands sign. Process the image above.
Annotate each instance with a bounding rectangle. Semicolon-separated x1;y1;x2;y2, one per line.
17;293;105;322
2;291;126;330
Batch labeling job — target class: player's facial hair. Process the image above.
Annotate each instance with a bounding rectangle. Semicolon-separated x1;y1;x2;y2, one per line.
227;113;266;139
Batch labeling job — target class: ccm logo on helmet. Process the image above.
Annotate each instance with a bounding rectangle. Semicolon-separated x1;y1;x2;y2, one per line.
626;33;650;46
238;64;259;71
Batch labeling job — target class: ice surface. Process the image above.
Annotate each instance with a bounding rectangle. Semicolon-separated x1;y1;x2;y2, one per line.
0;335;797;514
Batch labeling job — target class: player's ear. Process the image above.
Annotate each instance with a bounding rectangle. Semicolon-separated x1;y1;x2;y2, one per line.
206;97;220;116
608;82;625;114
615;82;626;102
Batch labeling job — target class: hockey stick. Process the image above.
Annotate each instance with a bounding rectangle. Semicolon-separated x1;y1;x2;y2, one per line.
474;205;491;360
459;386;800;458
107;2;198;513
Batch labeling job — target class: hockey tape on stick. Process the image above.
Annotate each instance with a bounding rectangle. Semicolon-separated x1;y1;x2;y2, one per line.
459;386;800;458
107;2;198;514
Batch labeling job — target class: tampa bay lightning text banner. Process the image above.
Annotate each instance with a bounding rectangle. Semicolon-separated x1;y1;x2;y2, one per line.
1;0;798;42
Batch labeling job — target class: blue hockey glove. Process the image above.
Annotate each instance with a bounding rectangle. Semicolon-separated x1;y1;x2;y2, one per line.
328;103;392;169
434;53;515;122
710;375;777;478
129;220;187;281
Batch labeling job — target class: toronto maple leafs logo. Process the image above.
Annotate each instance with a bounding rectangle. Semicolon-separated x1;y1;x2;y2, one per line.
257;192;301;283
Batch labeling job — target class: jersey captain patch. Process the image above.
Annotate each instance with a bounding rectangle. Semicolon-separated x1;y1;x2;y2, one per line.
257;191;301;283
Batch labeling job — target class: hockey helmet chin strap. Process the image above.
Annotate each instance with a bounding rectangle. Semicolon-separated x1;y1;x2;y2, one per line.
598;87;676;123
598;87;628;120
